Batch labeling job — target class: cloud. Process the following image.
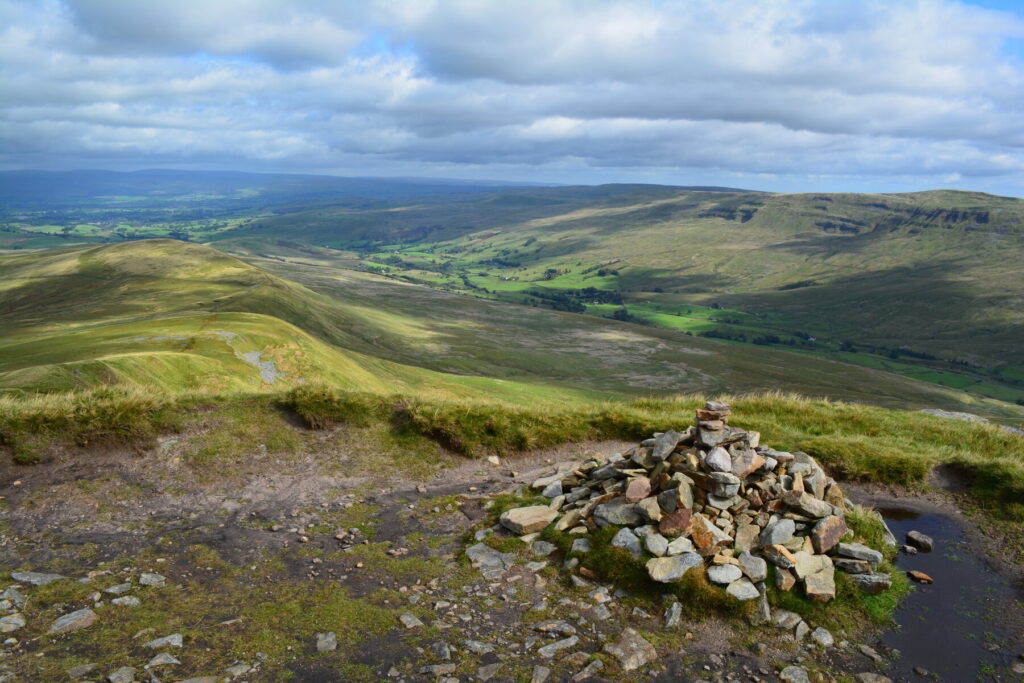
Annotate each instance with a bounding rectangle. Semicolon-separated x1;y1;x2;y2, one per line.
1;0;1023;193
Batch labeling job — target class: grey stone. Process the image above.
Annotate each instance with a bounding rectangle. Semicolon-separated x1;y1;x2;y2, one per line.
611;527;643;558
758;519;795;547
664;601;682;627
594;499;643;527
478;662;503;681
726;578;760;601
572;659;604;681
709;471;741;497
705;447;732;472
785;491;833;518
773;609;802;629
111;596;140;607
834;558;873;574
804;567;836;602
139;572;166;587
644;533;669;557
147;652;181;667
748;593;772;625
11;571;65;586
541;480;563;498
532;541;557;557
49;608;97;634
603;628;657;671
734;524;760;553
143;633;182;649
906;530;934;552
666;536;695;555
537;635;578;658
737;551;768;582
466;542;516;580
531;665;551;683
646;553;703;583
534;620;577;637
780;665;811;683
811;626;834;648
0;614;25;633
316;631;337;651
837;542;883;564
464;640;494;655
399;613;423;628
431;641;451;660
107;667;136;683
500;506;558;534
854;674;892;683
849;572;892;595
0;588;26;608
591;603;612;621
651;430;682;462
66;663;96;678
419;663;456;676
570;538;591;554
707;564;743;585
103;582;133;595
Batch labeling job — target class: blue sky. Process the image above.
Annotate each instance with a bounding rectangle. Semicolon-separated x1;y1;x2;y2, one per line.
2;0;1024;196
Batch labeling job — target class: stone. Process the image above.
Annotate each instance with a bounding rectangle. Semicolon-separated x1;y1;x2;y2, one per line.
48;608;97;635
147;652;182;667
533;541;557;557
11;571;66;586
708;564;743;584
775;567;796;591
906;530;934;552
748;592;772;625
139;573;166;587
811;626;834;648
733;524;760;553
144;633;182;649
111;596;140;607
541;480;563;498
737;551;768;582
705;447;732;472
624;477;651;502
709;471;741;497
759;519;795;547
603;628;657;672
594;498;643;527
794;619;809;641
104;582;133;595
531;665;551;683
651;430;682;461
500;506;558;534
571;538;591;553
730;448;765;479
107;667;136;683
399;613;423;628
666;536;695;555
66;663;97;678
837;542;884;565
793;552;833;580
316;632;337;651
0;614;26;633
611;527;643;558
636;496;663;523
907;570;934;584
805;567;836;602
779;665;811;683
726;578;760;601
690;514;732;550
572;660;603;681
849;572;892;595
854;675;892;683
658;508;692;537
785;491;834;518
645;533;669;557
537;635;578;658
664;601;682;627
478;662;503;681
466;542;515;579
811;515;848;554
0;587;26;608
646;553;704;583
834;558;873;574
762;544;797;569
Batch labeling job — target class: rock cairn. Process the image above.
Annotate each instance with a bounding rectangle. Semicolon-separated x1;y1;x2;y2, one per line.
501;401;893;608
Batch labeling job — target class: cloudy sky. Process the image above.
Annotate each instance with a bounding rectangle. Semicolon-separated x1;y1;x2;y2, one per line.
2;0;1024;194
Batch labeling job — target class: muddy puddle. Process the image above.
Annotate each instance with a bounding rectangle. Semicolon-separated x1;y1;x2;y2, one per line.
876;506;1024;681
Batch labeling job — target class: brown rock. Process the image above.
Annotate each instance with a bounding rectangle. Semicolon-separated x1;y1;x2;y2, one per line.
811;515;848;554
625;477;652;503
775;567;796;591
804;567;836;602
907;570;934;584
792;472;805;492
689;514;732;550
699;419;725;430
730;448;765;479
579;567;599;580
824;482;846;509
762;544;797;569
636;496;663;523
659;508;692;537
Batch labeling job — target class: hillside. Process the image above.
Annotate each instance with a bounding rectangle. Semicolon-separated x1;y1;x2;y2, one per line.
216;186;1024;403
2;239;1022;425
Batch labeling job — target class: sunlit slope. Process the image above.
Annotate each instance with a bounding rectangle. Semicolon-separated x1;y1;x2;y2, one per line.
223;187;1024;367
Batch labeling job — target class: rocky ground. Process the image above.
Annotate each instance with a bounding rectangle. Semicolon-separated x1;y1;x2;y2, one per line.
0;423;1021;682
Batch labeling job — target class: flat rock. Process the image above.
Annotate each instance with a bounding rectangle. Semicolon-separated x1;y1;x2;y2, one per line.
466;542;516;579
500;506;558;534
811;626;834;648
144;633;182;649
708;564;743;585
804;567;836;602
704;447;732;472
66;664;96;678
603;628;657;671
0;614;26;633
726;578;760;601
811;515;847;554
785;491;834;518
611;527;643;559
107;667;136;683
737;551;768;582
792;552;832;580
148;652;182;667
658;508;692;537
537;635;578;658
49;608;97;634
849;572;892;595
834;558;873;574
11;571;66;586
690;514;732;550
780;665;811;683
907;570;934;584
836;542;883;564
646;553;703;583
644;533;669;557
854;674;893;683
594;498;643;527
762;543;797;569
139;572;166;587
759;519;795;547
666;536;695;555
316;631;337;651
906;530;934;552
111;596;140;607
399;613;423;628
104;582;133;595
651;430;681;462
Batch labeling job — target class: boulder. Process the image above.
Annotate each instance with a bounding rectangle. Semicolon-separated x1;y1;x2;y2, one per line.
730;448;765;479
666;536;695;555
48;608;96;635
690;514;732;550
804;567;836;602
811;515;848;554
594;499;643;527
11;571;66;586
726;578;760;601
611;527;643;559
737;551;768;582
792;552;833;580
603;628;658;671
625;477;652;503
704;447;732;472
636;496;663;523
708;564;743;584
758;519;795;547
784;491;834;518
906;530;934;552
500;506;558;534
646;553;703;583
780;665;811;683
849;572;892;595
650;430;682;462
836;542;883;565
774;567;797;591
644;533;669;557
658;508;692;537
709;471;741;497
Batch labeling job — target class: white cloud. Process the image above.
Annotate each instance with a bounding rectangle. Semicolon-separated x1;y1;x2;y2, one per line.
1;0;1023;193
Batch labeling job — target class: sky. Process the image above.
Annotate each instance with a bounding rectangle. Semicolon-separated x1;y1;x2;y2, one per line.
2;0;1024;195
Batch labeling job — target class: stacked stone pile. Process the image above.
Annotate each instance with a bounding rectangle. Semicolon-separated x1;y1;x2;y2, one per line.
500;401;894;608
